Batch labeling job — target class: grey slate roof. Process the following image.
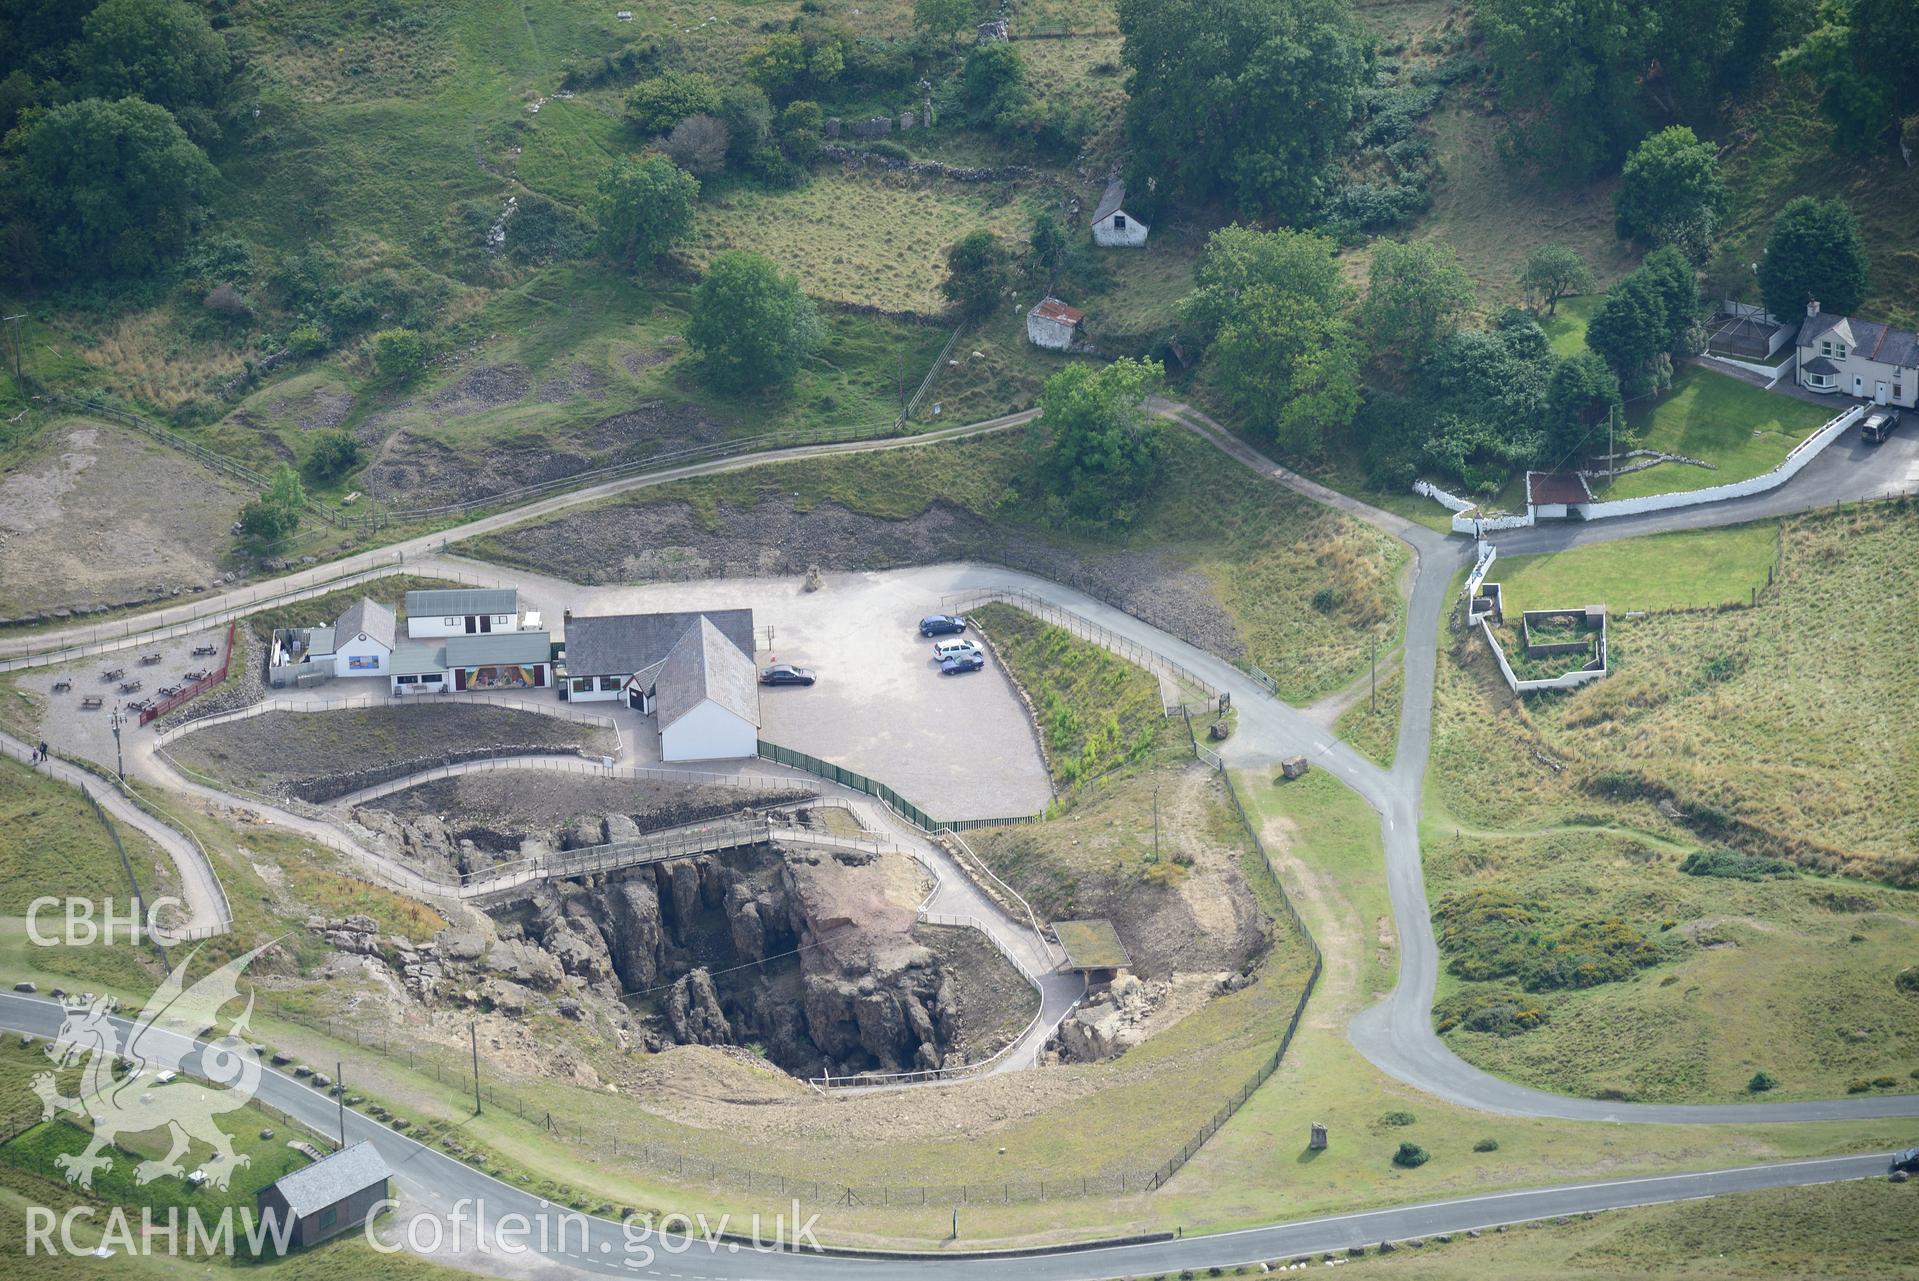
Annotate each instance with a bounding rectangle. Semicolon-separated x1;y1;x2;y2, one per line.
564;609;754;678
333;597;396;651
1800;312;1919;369
1091;178;1128;225
1801;356;1840;376
654;616;760;732
388;642;448;677
405;587;518;618
265;1141;390;1219
303;625;336;657
446;630;552;667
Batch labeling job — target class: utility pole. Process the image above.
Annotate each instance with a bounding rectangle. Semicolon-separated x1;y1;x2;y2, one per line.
1371;634;1378;713
1607;405;1615;490
109;706;125;781
469;1022;482;1115
336;1059;346;1147
1152;782;1161;862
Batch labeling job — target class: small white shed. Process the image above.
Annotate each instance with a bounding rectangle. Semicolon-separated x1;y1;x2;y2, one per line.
1026;297;1085;351
1091;179;1147;248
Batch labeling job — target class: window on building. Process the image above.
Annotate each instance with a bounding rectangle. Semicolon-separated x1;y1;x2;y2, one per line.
1835;345;1847;359
598;675;623;692
397;675;417;684
443;617;457;626
1821;340;1832;356
1806;372;1834;389
317;1206;338;1230
571;677;592;693
1112;214;1126;230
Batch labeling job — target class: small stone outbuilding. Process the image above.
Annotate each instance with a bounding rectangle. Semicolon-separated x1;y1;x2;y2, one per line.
1090;179;1148;247
1025;297;1085;351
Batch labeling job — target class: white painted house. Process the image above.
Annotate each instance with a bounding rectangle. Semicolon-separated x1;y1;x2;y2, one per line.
328;598;395;678
1026;297;1084;350
1796;301;1917;408
653;617;760;762
1090;179;1147;248
403;587;520;639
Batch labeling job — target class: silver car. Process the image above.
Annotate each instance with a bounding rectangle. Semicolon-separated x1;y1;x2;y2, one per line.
931;638;983;661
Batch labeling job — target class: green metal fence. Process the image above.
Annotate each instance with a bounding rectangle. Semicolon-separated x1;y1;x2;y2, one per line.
756;740;1037;833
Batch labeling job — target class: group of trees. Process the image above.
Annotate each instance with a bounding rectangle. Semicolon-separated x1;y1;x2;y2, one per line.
622;70;824;187
1116;0;1368;222
1179;226;1361;455
2;0;238;283
1483;0;1916;174
1585;246;1701;397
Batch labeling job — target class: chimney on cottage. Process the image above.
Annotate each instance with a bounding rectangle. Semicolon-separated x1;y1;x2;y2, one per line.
1806;299;1820;317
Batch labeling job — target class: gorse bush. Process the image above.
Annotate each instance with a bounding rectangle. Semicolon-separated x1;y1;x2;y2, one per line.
1392;1142;1429;1168
1679;849;1796;881
1434;887;1660;992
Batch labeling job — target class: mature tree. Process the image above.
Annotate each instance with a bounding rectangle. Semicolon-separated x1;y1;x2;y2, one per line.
664;114;729;176
1361;239;1475;369
686;251;821;391
371;327;428;381
13;96;216;278
743;31;843;102
79;0;230;138
717;84;773;164
941;231;1010;320
1540;350;1625;466
624;71;722;136
1756;196;1869;319
593;154;699;271
238;464;305;548
961;40;1028;122
1032;358;1166;528
1520;245;1594;315
1179;226;1359;453
776;99;824;164
1117;0;1367;219
0;0;104;79
1412;310;1560;490
1028;211;1066;280
303;430;362;483
1638;245;1703;348
1778;0;1919;151
1613;126;1726;257
1181;225;1348;345
914;0;977;41
1586;263;1691;396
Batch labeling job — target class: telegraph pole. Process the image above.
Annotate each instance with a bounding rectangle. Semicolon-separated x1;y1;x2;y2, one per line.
1152;782;1161;862
336;1059;347;1147
470;1022;482;1115
1371;634;1378;713
109;706;125;781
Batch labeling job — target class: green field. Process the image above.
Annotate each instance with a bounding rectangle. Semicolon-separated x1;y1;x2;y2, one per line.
1602;369;1835;501
1487;522;1780;615
0;757;173;917
1427;506;1919;1101
1540;294;1601;356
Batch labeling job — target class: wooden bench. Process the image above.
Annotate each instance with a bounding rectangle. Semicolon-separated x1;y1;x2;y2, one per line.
117;679;143;694
81;696;103;710
101;668;125;681
138;653;162;665
51;679;71;693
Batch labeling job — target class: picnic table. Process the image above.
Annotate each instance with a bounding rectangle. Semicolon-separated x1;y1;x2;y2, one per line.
183;668;210;682
126;699;152;713
158;684;184;698
81;696;103;710
117;679;143;694
191;644;219;657
51;679;71;693
138;653;162;665
101;668;125;682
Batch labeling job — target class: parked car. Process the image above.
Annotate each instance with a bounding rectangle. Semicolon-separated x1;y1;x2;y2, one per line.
931;638;983;661
1861;407;1902;444
1893;1147;1919;1174
939;652;985;675
919;614;968;637
759;664;816;687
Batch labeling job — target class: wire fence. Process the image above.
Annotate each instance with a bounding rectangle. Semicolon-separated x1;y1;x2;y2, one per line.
136;622;235;726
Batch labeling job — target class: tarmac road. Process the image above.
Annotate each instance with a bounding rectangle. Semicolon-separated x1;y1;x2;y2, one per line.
0;992;1898;1278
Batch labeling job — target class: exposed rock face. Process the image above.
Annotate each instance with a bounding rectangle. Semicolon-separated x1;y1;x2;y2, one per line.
1055;974;1170;1063
605;878;666;990
664;969;731;1045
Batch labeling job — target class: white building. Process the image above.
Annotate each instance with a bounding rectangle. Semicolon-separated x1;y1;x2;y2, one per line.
1796;301;1917;408
654;617;761;762
1025;297;1084;351
403;587;520;639
1090;179;1148;248
1525;471;1593;521
388;630;554;696
328;598;395;678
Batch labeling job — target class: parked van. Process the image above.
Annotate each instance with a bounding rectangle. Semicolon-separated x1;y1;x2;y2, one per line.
1861;408;1902;444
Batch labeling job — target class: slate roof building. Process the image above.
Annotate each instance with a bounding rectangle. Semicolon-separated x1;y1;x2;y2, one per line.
560;608;759;761
1796;300;1917;408
255;1141;391;1251
328;597;396;678
404;587;521;638
1090;179;1147;247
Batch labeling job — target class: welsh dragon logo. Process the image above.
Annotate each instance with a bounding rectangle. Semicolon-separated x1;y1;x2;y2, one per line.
33;943;274;1191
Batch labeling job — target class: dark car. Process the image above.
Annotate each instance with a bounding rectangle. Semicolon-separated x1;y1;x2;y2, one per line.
758;664;816;687
1861;407;1902;444
919;614;968;637
939;652;985;675
1894;1147;1919;1174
